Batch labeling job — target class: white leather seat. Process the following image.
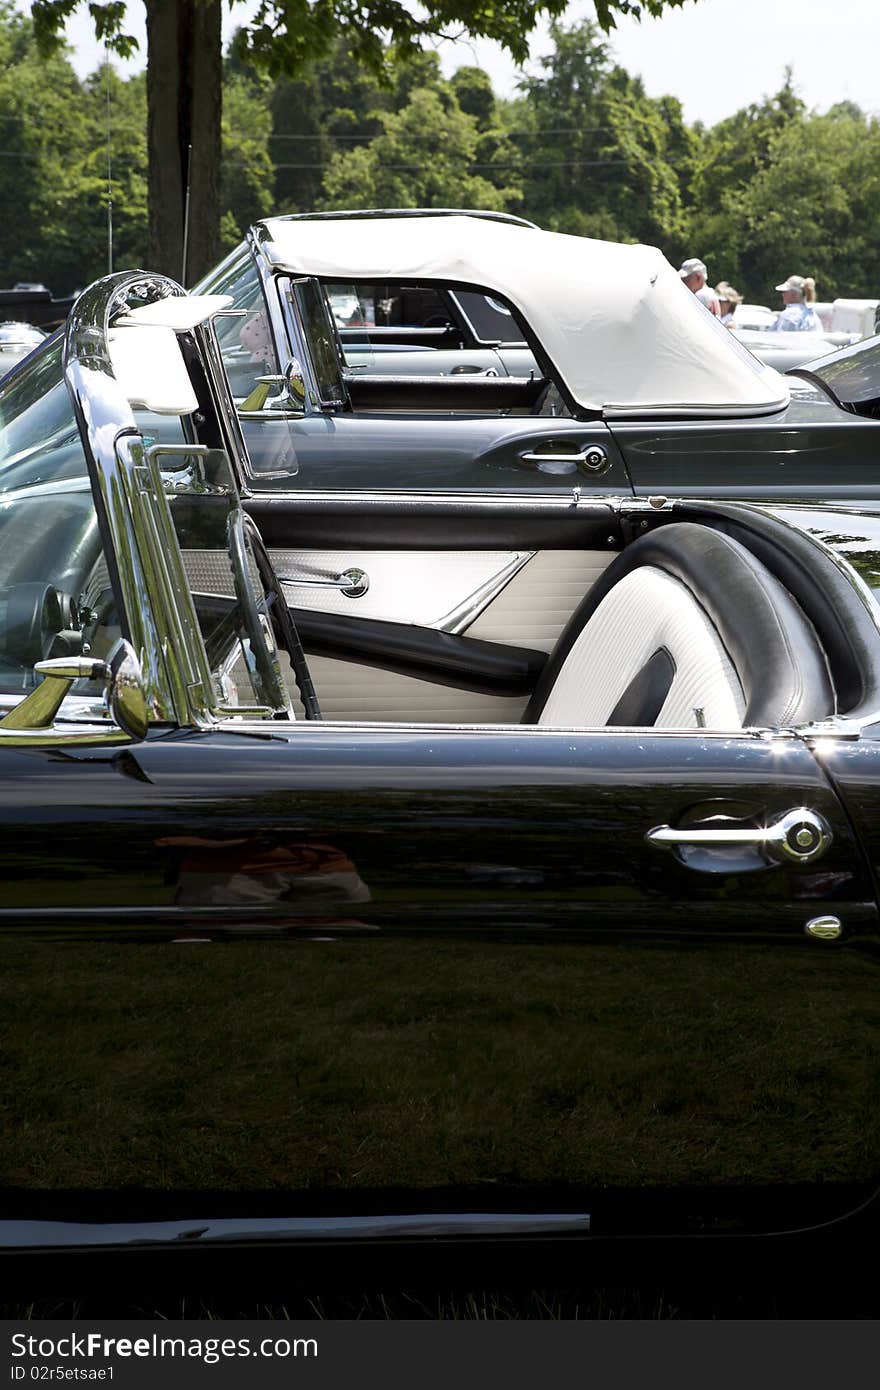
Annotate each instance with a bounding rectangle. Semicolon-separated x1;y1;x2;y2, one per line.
523;523;834;730
537;565;745;728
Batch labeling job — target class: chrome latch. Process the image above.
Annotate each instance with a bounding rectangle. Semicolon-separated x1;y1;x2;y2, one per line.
646;806;833;866
520;444;610;476
279;567;369;599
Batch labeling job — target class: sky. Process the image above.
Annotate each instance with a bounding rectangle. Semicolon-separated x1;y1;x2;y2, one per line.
60;0;880;129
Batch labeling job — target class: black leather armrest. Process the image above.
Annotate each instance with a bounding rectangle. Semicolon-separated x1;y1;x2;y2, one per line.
342;373;549;411
291;608;547;696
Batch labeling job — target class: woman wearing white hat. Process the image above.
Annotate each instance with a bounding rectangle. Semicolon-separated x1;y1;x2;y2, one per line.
772;274;824;332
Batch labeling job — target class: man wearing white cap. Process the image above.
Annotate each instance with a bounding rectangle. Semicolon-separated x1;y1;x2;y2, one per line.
771;274;824;332
679;257;721;317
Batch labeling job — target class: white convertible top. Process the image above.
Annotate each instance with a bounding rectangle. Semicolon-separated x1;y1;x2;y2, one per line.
258;214;790;417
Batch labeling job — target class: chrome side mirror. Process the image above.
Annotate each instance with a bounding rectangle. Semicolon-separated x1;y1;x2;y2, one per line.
106;639;149;740
284;357;306;407
0;639;148;741
238;359;306;413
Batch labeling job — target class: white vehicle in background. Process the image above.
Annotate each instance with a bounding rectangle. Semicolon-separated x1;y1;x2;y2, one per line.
820;298;880;338
732;303;778;332
0;321;47;379
730;298;878;373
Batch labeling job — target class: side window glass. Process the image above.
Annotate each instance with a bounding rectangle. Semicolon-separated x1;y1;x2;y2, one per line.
206;250;280;406
287;278;347;410
452;290;527;346
0;339;125;705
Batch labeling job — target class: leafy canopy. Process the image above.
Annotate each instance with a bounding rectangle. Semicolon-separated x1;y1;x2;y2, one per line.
31;0;695;75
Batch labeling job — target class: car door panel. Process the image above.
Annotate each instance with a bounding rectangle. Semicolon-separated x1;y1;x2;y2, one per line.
242;503;619;722
612;409;880;502
282;550;611;722
1;726;877;1237
242;412;630;494
185;542;612;722
287;609;546;695
275;542;611;722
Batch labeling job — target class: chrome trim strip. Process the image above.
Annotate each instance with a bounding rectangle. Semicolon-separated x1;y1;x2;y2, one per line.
0;1211;590;1249
0;725;134;749
437;551;534;633
250;488;620;511
160;717;776;740
267;549;532;627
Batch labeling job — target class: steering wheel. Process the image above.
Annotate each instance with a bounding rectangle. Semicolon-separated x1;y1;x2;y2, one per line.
0;582;82;673
237;513;322;720
226;509;295;717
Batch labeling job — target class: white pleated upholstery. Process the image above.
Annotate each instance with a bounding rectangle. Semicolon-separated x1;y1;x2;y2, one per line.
537;566;746;729
466;551;613;651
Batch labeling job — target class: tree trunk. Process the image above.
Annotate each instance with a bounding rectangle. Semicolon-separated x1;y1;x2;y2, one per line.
146;0;222;285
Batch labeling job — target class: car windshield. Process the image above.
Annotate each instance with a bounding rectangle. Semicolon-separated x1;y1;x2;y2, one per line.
0;320;288;720
0;338;123;701
793;335;880;417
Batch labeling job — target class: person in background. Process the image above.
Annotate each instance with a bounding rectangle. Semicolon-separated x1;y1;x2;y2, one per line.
715;281;743;327
678;257;721;316
772;274;824;332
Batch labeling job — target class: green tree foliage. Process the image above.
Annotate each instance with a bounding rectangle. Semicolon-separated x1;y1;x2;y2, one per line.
320;82;520;212
219;63;276;250
511;19;692;245
695;103;880;301
0;3;147;291
316;49;524;213
265;41;388;214
30;0;695;277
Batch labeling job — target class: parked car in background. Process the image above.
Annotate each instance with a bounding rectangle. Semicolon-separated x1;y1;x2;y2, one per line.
0;281;77;332
732;302;778;332
188;211;880;510
731;301;861;371
0;320;46;377
814;298;880;338
3;268;880;1263
731;325;841;371
731;298;877;372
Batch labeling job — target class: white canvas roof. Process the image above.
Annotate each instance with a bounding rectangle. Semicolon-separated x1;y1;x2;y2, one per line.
258;215;790;417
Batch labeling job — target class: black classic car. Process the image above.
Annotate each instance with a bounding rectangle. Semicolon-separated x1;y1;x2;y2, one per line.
4;269;880;1268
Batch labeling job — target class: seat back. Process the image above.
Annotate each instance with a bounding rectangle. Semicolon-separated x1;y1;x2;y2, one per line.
523;523;834;729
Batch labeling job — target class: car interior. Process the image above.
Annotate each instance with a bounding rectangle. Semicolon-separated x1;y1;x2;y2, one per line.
286;276;564;419
188;502;880;734
5;304;875;737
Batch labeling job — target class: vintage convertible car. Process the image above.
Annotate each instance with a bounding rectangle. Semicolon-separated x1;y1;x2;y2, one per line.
3;269;880;1268
184;210;880;512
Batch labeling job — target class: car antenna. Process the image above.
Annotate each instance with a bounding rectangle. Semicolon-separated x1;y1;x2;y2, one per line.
105;42;113;274
181;143;193;287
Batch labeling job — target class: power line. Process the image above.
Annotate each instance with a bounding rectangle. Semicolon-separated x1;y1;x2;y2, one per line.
273;157;631;170
260;125;616;141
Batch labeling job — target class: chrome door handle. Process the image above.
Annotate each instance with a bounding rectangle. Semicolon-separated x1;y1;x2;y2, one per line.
278;567;369;599
646;807;832;865
520;445;609;475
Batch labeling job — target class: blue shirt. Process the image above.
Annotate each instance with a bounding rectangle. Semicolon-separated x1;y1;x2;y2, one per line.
772;303;824;332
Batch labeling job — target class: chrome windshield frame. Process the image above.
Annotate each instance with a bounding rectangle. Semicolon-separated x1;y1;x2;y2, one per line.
60;270;290;731
63;272;187;725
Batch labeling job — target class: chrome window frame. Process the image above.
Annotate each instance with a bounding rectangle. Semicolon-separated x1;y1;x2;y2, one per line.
60;270;291;732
